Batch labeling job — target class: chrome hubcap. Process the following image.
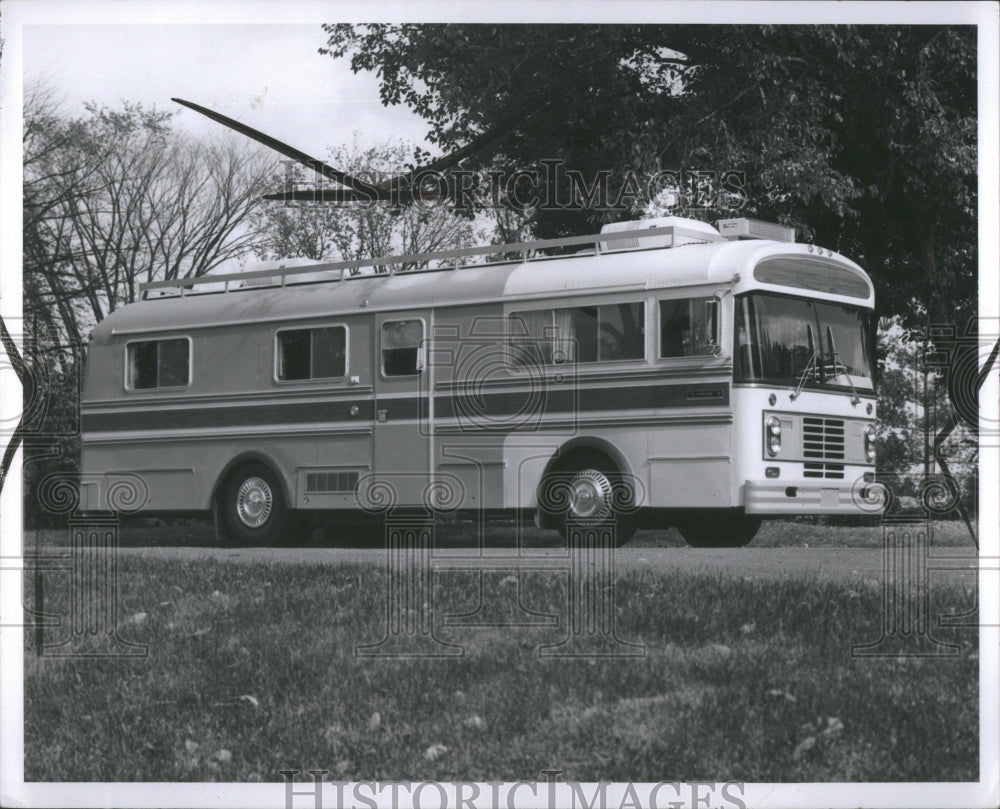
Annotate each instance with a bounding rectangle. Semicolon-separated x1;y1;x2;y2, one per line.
236;476;273;528
568;469;613;520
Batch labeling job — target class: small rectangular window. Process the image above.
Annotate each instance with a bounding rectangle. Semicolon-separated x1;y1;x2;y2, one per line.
127;338;190;389
660;297;718;358
277;326;347;381
382;320;424;376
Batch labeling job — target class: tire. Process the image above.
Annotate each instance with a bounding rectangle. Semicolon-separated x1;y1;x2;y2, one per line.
677;509;761;548
215;462;290;546
541;451;637;547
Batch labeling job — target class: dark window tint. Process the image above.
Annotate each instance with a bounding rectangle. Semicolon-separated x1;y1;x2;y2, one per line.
659;298;718;358
277;327;346;380
510;302;644;366
127;338;189;389
382;320;423;376
597;302;644;360
734;292;873;388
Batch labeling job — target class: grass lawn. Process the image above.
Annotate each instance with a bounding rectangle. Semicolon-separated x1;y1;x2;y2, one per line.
23;545;978;782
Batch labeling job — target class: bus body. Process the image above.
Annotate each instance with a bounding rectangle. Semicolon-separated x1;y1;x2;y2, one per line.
79;217;878;546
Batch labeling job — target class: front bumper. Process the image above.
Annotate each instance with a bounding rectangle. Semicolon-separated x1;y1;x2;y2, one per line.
744;479;884;515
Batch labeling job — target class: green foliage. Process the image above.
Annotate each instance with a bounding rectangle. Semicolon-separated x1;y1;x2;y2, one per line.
249;140;480;268
323;25;977;325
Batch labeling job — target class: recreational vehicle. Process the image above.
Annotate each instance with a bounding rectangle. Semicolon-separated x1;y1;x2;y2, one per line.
79;217;878;547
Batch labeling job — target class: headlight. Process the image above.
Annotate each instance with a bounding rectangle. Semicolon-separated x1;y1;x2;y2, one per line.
864;424;876;463
766;416;782;456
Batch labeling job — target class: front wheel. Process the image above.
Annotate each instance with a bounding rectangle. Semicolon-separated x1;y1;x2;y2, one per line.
676;509;761;548
542;453;637;547
215;463;289;546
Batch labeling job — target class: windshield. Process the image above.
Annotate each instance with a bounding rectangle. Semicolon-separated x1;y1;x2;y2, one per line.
734;293;873;390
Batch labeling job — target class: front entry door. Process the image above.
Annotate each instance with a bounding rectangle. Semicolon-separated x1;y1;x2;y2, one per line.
372;312;431;509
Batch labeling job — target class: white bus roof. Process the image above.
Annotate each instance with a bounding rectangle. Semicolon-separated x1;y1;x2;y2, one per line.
92;233;874;342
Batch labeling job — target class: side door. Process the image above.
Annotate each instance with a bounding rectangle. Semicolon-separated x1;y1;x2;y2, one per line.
372;312;431;507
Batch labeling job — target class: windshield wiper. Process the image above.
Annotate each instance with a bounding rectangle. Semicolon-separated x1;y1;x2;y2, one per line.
790;324;818;401
825;325;861;404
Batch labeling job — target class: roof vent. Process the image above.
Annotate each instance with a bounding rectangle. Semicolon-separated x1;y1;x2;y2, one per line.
599;216;721;252
717;218;796;243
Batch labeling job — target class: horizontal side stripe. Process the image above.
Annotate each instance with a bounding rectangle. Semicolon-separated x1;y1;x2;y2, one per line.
434;382;728;419
82;382;729;433
83;399;375;432
84;413;732;445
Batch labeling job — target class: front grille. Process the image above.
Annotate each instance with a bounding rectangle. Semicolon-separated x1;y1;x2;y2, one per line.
305;471;359;493
802;417;845;461
804;462;845;479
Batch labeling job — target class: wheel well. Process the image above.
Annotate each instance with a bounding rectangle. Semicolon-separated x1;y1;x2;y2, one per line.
211;453;292;509
536;440;633;529
542;438;631;480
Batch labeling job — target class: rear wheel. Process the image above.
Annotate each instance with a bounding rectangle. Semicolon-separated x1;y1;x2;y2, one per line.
541;452;637;547
677;509;761;548
215;463;290;546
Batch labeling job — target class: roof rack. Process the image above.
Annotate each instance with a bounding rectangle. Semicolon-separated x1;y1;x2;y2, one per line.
140;223;725;299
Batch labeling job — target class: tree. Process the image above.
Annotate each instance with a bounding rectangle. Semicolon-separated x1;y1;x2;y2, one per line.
322;24;976;327
249;140;480;271
876;317;978;517
23;83;275;344
21;84;276;526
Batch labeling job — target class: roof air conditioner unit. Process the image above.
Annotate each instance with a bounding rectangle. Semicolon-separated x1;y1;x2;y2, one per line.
599;216;721;252
717;218;796;243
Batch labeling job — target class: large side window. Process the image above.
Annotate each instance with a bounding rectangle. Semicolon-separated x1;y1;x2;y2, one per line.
509;310;554;366
382;320;424;376
127;338;190;389
596;302;645;361
509;302;644;367
277;326;347;381
659;297;719;358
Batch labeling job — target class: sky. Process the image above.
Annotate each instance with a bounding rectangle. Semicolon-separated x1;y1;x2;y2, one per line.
22;23;436;161
9;2;994;194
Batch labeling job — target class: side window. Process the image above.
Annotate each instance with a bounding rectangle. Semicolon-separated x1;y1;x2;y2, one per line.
127;338;190;389
382;320;424;376
509;302;645;367
277;326;347;381
596;302;644;361
509;310;553;367
659;297;719;358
